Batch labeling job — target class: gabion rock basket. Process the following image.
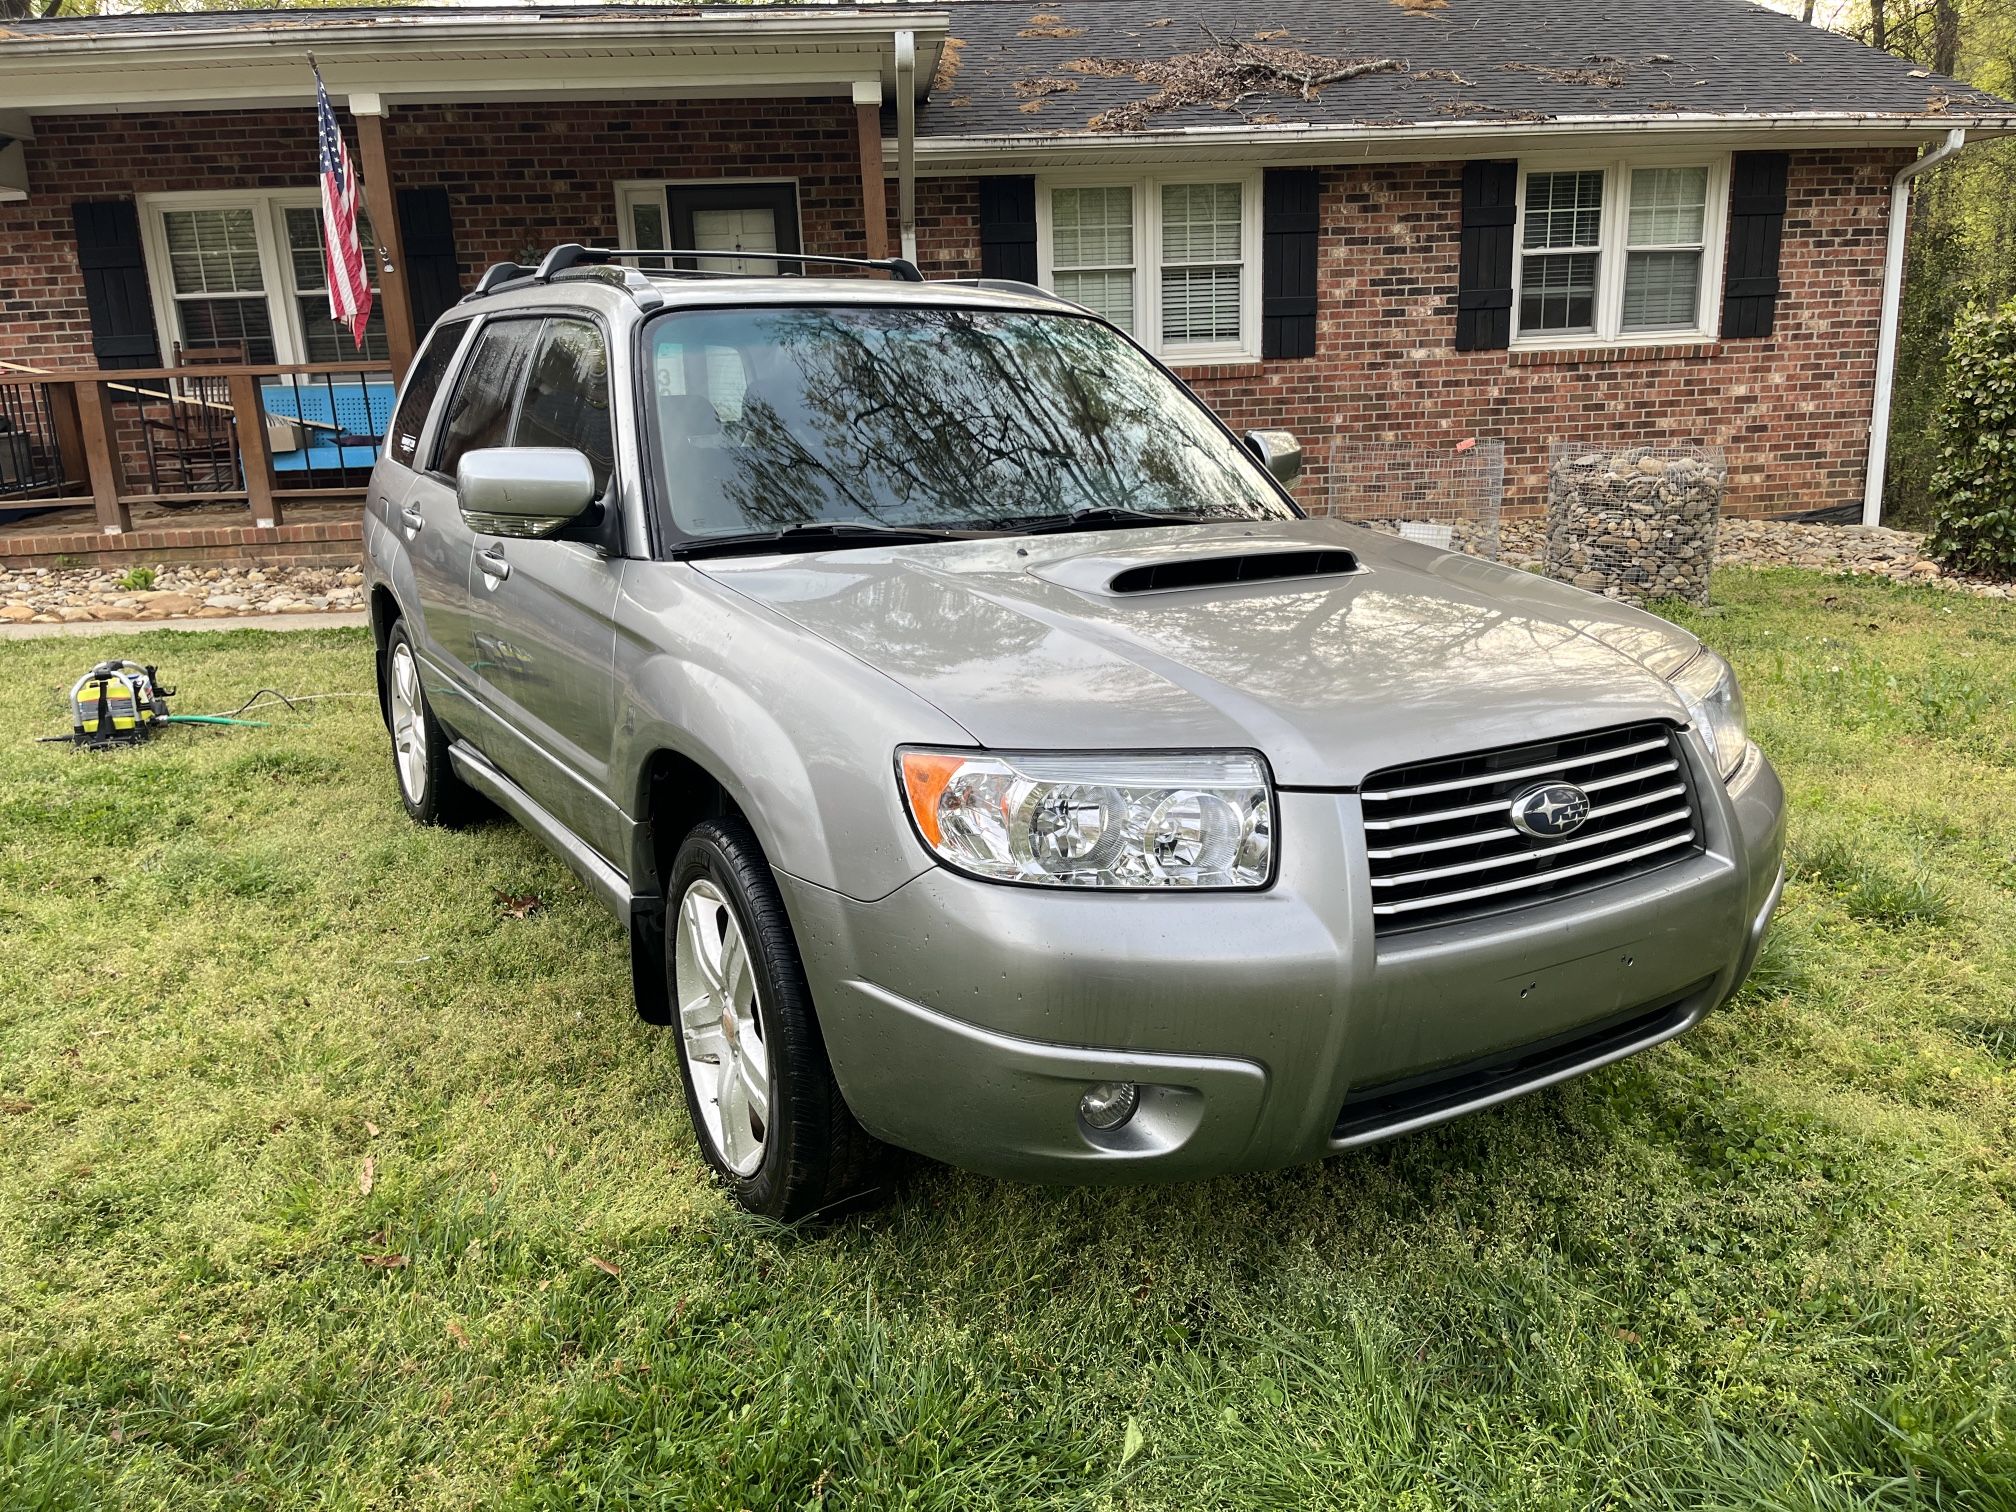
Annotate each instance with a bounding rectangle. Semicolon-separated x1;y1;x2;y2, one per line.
1544;443;1727;605
1328;440;1506;560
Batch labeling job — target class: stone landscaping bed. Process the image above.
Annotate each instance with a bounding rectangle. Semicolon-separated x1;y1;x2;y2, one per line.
0;563;365;625
1;520;2010;625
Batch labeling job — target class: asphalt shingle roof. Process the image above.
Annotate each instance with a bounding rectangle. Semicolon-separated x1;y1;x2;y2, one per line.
5;0;2009;139
925;0;2013;137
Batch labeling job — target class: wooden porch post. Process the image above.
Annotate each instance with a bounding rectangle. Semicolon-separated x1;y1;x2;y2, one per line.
72;379;132;535
350;99;417;379
227;373;279;528
854;84;890;263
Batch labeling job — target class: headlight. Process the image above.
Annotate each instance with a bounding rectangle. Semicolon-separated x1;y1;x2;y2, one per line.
1670;649;1749;779
897;749;1274;888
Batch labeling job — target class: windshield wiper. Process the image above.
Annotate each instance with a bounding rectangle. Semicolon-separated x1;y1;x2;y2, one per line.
673;520;980;559
988;506;1209;536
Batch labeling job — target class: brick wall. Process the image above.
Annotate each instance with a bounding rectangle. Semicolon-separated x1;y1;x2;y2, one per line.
914;150;1909;518
0;112;1906;521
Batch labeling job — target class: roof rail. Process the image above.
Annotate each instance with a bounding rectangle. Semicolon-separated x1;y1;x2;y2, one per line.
548;261;667;312
932;277;1088;312
464;260;532;301
536;244;925;283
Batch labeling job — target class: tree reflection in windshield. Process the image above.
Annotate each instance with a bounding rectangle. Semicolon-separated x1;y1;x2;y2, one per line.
641;305;1295;536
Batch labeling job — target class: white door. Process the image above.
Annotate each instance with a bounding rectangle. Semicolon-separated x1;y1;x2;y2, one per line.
690;207;779;275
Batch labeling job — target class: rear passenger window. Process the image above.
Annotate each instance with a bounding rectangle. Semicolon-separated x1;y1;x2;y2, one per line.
386;321;465;467
431;319;538;477
514;318;615;493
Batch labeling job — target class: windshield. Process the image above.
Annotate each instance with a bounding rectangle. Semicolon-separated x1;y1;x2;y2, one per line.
640;305;1295;538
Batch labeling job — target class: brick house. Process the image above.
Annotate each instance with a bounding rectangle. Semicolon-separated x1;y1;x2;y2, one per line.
0;0;2011;564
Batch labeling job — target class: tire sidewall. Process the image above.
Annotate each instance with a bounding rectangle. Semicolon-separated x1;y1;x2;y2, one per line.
666;822;811;1217
384;621;441;824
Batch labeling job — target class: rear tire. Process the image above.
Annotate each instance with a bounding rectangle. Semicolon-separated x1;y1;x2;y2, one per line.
383;619;478;828
667;817;885;1220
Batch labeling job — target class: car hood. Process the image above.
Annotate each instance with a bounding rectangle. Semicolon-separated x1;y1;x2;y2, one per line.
694;518;1702;787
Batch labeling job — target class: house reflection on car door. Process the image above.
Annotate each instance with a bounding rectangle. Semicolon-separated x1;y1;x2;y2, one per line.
461;316;626;864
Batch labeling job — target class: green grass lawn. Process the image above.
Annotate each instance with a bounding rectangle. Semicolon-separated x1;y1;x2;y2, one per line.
2;568;2014;1510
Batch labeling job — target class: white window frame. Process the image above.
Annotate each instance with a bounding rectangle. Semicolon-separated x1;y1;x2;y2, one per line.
1034;169;1265;365
137;188;384;366
1511;152;1732;350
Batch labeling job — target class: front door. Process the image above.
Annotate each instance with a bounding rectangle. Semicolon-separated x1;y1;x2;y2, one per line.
620;181;802;273
458;316;627;864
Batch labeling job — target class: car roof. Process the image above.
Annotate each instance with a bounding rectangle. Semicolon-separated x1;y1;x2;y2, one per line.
453;268;1083;323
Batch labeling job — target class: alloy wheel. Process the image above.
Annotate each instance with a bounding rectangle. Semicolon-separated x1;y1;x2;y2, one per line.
389;642;427;803
675;879;770;1175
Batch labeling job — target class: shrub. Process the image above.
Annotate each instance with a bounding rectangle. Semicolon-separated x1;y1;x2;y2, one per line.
1928;299;2016;578
118;566;156;592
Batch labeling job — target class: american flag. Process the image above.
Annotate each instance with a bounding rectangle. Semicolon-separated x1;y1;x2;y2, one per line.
314;65;373;350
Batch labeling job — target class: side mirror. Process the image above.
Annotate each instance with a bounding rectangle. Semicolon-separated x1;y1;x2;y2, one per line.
455;448;597;538
1244;429;1303;488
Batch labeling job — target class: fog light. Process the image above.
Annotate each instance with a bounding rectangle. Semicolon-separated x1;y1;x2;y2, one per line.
1079;1081;1140;1132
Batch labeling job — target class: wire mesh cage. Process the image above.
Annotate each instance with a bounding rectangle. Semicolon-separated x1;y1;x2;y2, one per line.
1326;440;1506;560
1544;443;1728;606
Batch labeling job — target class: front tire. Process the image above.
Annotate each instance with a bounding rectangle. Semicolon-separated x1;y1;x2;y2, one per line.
383;620;477;827
668;817;884;1220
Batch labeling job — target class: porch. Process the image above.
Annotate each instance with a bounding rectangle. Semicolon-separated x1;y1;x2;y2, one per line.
0;5;943;567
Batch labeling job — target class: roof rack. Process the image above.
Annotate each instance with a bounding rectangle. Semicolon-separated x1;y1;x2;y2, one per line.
932;277;1088;312
536;243;925;283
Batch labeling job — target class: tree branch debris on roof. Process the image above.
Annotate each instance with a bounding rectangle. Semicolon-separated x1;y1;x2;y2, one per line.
1019;12;1086;40
931;35;966;93
1066;29;1407;131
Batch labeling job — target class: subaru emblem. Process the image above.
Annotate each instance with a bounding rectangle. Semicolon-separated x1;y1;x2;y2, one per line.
1508;781;1591;840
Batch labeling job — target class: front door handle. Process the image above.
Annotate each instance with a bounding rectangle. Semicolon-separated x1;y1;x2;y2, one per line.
399;504;424;537
477;546;511;583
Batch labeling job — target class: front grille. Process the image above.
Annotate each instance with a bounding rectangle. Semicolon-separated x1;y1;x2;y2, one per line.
1360;721;1701;933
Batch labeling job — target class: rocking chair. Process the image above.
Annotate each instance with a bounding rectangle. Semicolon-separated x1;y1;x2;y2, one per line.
142;343;242;501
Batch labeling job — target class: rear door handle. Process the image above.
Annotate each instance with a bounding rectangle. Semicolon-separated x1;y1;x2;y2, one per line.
399;504;424;537
477;546;511;583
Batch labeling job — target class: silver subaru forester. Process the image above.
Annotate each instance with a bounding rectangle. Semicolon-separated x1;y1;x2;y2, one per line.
363;244;1785;1219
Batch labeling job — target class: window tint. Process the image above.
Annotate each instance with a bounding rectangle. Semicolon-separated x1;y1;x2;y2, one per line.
387;322;465;467
432;319;538;477
513;318;615;492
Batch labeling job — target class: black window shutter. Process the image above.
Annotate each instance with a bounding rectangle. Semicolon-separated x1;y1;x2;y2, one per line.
72;199;160;369
1262;168;1320;360
1455;161;1518;352
1721;152;1789;340
397;186;462;337
978;176;1037;283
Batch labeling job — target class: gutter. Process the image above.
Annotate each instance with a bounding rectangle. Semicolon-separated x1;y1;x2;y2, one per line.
896;112;2016;166
1864;126;1968;526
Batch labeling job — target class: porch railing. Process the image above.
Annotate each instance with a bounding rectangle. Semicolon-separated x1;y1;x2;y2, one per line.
0;359;395;531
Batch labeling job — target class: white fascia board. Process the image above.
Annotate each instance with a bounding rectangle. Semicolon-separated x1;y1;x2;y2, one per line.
0;14;948;115
901;112;2016;172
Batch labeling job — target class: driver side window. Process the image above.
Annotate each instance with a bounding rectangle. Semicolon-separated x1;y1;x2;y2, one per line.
431;319;539;478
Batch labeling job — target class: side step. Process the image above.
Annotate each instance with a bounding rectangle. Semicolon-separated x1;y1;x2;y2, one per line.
447;740;636;922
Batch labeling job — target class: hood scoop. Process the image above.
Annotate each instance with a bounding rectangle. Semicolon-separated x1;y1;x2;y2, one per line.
1105;547;1360;596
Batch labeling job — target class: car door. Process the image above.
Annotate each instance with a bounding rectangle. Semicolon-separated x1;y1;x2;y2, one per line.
375;319;472;692
460;315;627;862
412;316;542;749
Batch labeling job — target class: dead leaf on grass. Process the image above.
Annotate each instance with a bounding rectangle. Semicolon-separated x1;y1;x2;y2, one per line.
364;1120;381;1138
587;1254;622;1278
361;1252;409;1269
446;1319;471;1349
359;1154;376;1196
494;890;544;919
0;1099;32;1116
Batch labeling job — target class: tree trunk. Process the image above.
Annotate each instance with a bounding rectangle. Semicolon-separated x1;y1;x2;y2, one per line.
1932;0;1960;77
1871;0;1888;52
1801;0;1817;22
